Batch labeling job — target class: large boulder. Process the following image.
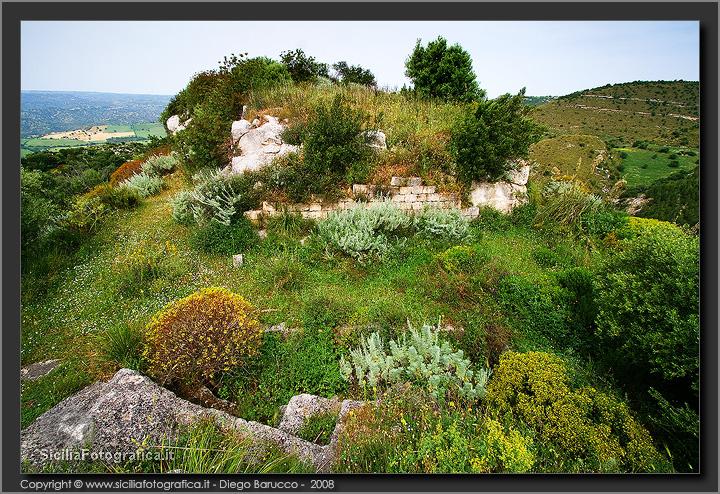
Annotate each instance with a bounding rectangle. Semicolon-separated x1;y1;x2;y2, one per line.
20;369;366;473
362;130;387;150
166;115;191;134
226;115;298;174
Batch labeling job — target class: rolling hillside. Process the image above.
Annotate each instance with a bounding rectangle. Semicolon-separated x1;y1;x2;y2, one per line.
531;81;699;148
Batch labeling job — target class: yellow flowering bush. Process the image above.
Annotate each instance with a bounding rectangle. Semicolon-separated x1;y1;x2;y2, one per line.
471;419;535;473
486;351;665;472
144;287;262;386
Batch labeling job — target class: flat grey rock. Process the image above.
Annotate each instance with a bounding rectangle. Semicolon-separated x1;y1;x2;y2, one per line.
21;359;61;381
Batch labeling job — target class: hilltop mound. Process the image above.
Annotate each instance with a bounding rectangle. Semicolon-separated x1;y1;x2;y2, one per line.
532;81;699;147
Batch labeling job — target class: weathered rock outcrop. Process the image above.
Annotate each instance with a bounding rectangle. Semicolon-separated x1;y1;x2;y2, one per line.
226;115;299;174
21;369;365;473
166;115;191;134
468;161;531;214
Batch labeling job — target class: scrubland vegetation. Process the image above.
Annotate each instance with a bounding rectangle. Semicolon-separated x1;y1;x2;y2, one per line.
20;39;700;474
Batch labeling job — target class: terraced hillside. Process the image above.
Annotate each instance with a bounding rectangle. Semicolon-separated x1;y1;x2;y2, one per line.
532;81;699;148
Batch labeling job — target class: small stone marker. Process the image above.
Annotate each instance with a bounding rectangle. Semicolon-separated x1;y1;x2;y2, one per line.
21;359;60;382
232;254;244;267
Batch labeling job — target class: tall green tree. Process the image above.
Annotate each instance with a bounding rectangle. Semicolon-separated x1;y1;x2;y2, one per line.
450;88;542;183
332;61;376;87
405;36;484;102
280;49;329;83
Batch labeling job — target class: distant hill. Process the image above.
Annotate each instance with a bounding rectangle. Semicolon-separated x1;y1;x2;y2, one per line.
21;91;171;138
523;95;556;107
531;81;699;148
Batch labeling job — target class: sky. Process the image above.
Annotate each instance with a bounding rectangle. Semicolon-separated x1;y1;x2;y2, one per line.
21;21;699;98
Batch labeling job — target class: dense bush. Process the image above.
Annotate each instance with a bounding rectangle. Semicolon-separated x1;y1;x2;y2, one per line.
302;95;372;181
168;56;291;174
450;89;541;183
280;49;329;83
87;183;141;210
121;172;164;198
340;320;491;402
109;159;144;186
141;153;178;176
335;386;534;473
144;287;263;387
317;202;413;262
173;170;263;226
594;218;699;402
332;61;376;87
21;168;59;251
632;166;698;227
189;217;258;255
229;329;347;424
405;36;483;103
436;245;489;274
486;352;666;472
414;207;470;242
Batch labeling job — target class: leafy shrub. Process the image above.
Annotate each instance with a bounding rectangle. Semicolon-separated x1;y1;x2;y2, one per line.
334;386;533;473
297;410;339;445
332;61;376;87
496;275;568;346
486;352;666;472
472;418;535;473
302;95;372;181
189;217;258;255
170;190;195;224
554;267;597;349
636;166;698;226
594;218;699;401
230;330;347;424
141;153;178;176
451;89;542;183
580;205;628;237
302;294;351;332
64;195;107;234
181;170;262;226
109;159;144;186
280;49;329;83
316;202;413;262
87;183;141;210
339;320;491;402
144;287;263;387
646;388;699;472
21;168;59;250
121;172;164;198
405;36;483;103
414;207;469;242
436;245;488;274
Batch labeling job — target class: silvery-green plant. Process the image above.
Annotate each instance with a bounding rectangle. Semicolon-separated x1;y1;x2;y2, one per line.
142;154;178;177
339;319;491;402
170;190;195;224
414;207;470;242
185;170;245;226
122;172;164;198
316;201;413;262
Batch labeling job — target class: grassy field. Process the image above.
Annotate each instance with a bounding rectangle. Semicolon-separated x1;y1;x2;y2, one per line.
20;172;599;428
615;146;699;188
21;122;166;156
